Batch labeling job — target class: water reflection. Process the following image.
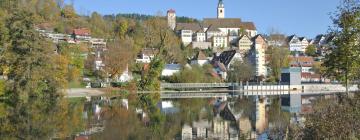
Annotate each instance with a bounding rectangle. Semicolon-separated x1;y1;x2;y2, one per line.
0;92;338;139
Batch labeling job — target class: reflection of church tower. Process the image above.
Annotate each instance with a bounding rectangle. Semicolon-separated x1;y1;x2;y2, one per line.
167;9;176;30
217;0;225;18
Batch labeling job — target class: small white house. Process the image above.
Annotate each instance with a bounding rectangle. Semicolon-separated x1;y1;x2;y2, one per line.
191;51;210;66
136;48;156;63
161;64;181;77
117;65;133;82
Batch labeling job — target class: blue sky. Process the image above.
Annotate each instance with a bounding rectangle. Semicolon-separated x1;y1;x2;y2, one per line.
66;0;341;38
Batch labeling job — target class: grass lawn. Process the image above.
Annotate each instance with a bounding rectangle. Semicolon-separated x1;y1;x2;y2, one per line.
68;81;86;88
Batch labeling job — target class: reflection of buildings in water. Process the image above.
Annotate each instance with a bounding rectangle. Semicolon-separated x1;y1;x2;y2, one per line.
212;117;229;139
181;124;193;140
255;96;268;134
181;117;239;140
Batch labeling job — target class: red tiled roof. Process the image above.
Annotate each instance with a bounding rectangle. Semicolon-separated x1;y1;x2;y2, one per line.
73;28;91;36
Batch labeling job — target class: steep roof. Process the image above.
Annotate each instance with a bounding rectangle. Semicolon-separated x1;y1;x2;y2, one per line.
195;51;208;60
240;22;256;30
212;50;237;67
175;23;202;32
252;34;265;42
203;18;242;28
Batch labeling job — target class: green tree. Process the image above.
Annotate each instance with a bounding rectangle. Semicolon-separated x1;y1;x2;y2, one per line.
0;10;75;139
2;10;64;101
324;0;360;94
228;59;254;82
116;19;128;39
169;64;220;83
267;47;290;81
305;44;317;56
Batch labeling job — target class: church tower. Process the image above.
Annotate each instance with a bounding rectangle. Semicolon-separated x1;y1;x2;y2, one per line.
167;9;176;30
217;0;225;18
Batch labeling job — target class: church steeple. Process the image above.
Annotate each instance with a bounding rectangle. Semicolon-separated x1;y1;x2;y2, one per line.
217;0;225;18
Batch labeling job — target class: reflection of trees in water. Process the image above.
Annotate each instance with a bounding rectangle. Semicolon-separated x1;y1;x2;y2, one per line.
0;98;86;139
92;99;182;140
267;96;290;139
175;98;213;125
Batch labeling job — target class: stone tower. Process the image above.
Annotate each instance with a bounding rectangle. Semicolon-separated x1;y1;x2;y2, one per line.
217;0;225;18
167;9;176;30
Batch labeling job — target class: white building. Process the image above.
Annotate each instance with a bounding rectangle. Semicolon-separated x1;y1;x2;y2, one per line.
212;35;228;49
217;0;225;19
287;35;304;52
117;65;133;82
169;0;257;49
136;48;157;63
251;35;267;77
94;52;104;71
299;37;309;52
238;35;252;54
161;64;181;77
191;51;210;66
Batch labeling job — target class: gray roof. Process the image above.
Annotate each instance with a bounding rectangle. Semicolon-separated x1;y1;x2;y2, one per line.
175;23;202;32
203;18;242;28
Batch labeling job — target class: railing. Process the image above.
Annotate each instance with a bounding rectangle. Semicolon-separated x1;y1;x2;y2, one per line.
161;83;241;88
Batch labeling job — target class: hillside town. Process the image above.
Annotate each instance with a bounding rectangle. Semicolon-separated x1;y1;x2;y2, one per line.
33;0;335;86
1;0;360;139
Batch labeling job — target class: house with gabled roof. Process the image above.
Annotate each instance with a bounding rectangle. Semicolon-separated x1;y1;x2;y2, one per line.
191;51;210;66
211;50;242;79
299;37;309;52
237;35;252;54
287;35;304;52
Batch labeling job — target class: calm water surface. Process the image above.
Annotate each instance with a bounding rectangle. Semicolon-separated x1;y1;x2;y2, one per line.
69;93;334;140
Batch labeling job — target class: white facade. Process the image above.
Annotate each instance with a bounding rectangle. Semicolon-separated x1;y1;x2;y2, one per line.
288;36;303;52
254;43;267;77
217;0;225;18
192;42;212;49
161;64;181;77
300;38;309;52
136;54;154;63
117;65;133;82
212;36;228;48
195;32;206;42
181;30;193;46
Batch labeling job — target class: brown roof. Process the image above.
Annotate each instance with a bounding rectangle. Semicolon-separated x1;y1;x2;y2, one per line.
73;28;91;36
290;56;314;67
203;18;242;28
240;22;256;30
175;23;202;31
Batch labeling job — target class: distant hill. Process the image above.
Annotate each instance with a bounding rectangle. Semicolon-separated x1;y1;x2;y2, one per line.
104;13;198;23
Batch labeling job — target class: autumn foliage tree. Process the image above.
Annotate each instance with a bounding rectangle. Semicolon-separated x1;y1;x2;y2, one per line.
103;37;135;80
